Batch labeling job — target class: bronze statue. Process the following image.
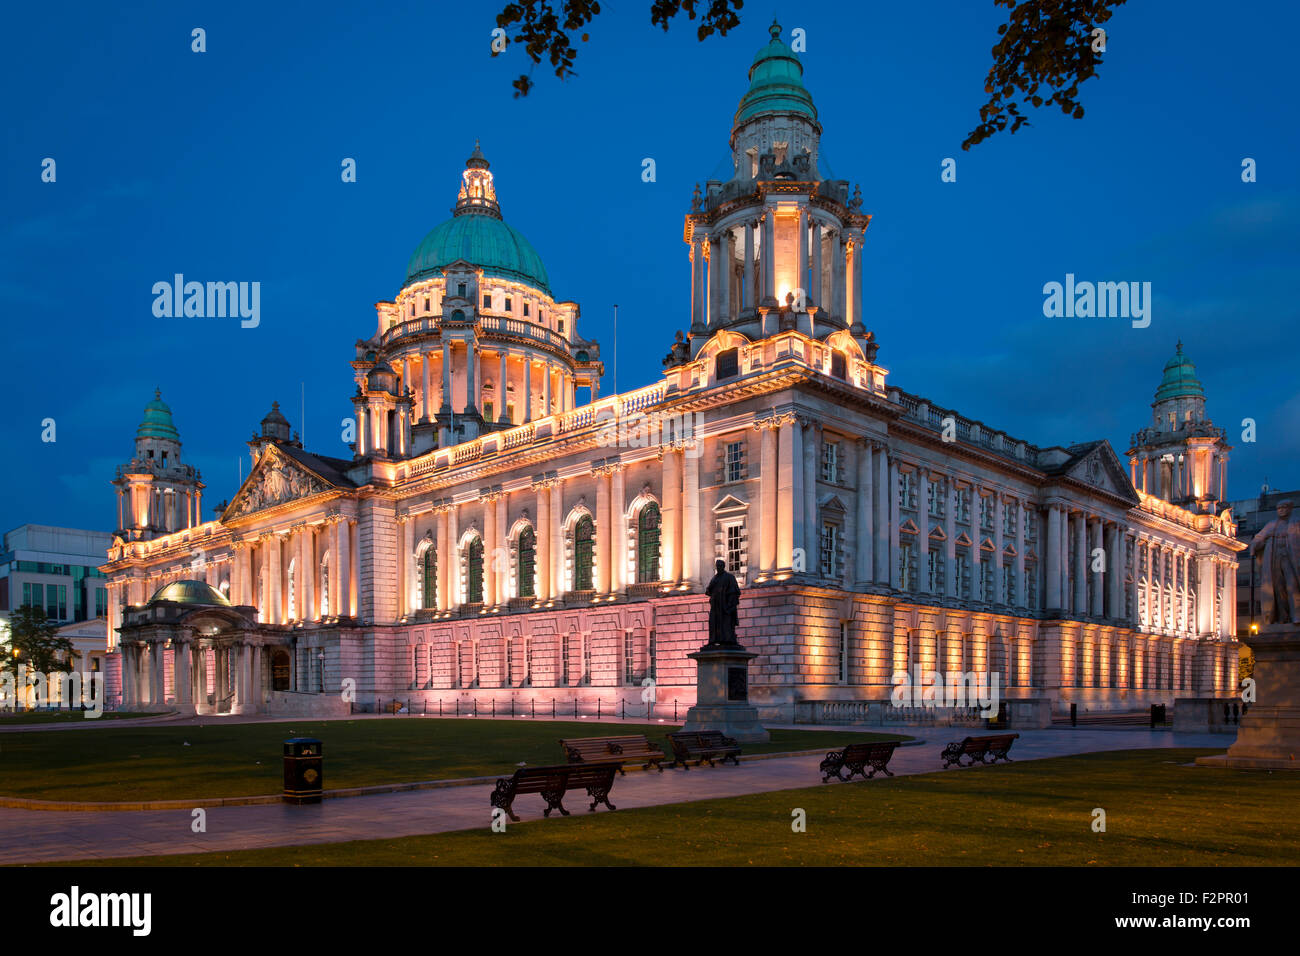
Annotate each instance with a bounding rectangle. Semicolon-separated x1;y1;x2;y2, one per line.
705;558;741;646
1251;499;1300;629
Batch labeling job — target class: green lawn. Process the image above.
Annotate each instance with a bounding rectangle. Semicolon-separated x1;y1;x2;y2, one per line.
0;717;905;802
70;749;1299;867
0;710;165;725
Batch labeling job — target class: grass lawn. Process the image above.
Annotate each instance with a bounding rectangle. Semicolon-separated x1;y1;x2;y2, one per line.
0;711;166;725
0;717;906;802
70;749;1300;867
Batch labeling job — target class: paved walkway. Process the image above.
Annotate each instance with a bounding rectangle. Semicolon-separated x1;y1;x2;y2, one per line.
0;728;1229;863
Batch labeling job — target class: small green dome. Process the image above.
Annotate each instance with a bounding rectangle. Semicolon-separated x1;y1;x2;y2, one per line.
147;580;230;607
405;214;550;294
734;21;819;127
1155;342;1204;402
137;389;180;441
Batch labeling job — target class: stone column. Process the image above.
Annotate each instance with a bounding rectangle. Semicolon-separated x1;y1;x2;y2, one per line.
337;518;352;617
691;237;706;330
762;211;776;303
831;231;845;322
742;220;755;312
304;526;317;622
717;228;731;324
543;361;552;417
175;640;192;708
993;494;1005;604
441;340;453;412
796;207;809;305
945;479;958;597
850;234;864;328
549;483;563;596
1073;512;1087;615
811;220;824;309
464;340;478;415
524;358;533;422
400;515;414;617
1106;523;1121;618
1089;517;1104;616
483;493;498;605
681;452;699;587
595;471;611;594
802;420;819;572
269;534;283;625
875;446;890;584
777;414;800;572
758;421;778;575
611;464;627;593
917;469;931;592
121;644;135;707
497;351;509;423
535;480;551;600
888;457;901;589
854;439;873;585
662;449;682;584
1046;504;1062;610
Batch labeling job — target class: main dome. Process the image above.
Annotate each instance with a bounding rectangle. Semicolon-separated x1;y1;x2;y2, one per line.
734;20;818;127
403;143;551;295
1155;341;1204;402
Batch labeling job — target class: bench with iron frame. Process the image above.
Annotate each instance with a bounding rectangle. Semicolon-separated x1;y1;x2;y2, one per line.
819;740;900;782
666;730;742;769
560;734;666;773
940;733;1020;768
489;761;621;822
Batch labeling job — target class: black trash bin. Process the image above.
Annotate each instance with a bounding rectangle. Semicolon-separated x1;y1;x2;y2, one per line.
283;737;323;804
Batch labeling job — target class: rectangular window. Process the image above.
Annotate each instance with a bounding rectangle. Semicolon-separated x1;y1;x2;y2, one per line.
820;524;837;577
1003;499;1018;536
928;479;944;518
560;635;570;687
558;319;565;334
927;549;944;592
482;293;491;308
504;297;512;312
648;628;657;681
1026;563;1039;608
899;471;916;511
726;524;744;573
523;638;532;686
95;588;107;618
457;283;466;298
957;552;971;598
505;638;514;687
820;442;839;482
582;635;592;686
1002;560;1013;605
624;630;635;685
981;560;994;603
523;302;530;317
483;401;494;422
726;441;744;483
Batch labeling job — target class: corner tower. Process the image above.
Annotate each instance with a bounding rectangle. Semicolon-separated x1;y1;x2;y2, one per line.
680;21;874;358
112;390;205;539
1127;342;1230;513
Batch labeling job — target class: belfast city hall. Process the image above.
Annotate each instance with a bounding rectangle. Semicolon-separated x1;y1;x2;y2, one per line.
101;23;1244;723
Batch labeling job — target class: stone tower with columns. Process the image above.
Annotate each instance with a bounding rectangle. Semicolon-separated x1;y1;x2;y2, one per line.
111;390;204;541
683;19;875;356
1128;343;1230;514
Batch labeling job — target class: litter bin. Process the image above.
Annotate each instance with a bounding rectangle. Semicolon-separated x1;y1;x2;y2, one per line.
283;737;323;804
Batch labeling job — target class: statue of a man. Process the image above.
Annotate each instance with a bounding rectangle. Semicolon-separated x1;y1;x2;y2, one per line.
705;558;741;646
1251;499;1300;629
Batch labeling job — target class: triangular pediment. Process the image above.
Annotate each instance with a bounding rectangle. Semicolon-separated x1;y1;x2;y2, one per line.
714;493;749;514
223;445;334;521
899;518;920;535
955;531;973;547
928;525;946;541
1061;441;1141;505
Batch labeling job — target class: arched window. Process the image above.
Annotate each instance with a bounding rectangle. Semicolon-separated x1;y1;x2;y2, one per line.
637;503;661;583
518;528;536;598
467;538;484;604
574;516;594;591
421;546;437;610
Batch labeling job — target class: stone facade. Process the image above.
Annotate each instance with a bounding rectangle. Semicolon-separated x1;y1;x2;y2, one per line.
101;23;1244;721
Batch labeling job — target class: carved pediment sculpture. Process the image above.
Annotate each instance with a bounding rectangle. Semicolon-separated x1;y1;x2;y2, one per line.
228;452;329;518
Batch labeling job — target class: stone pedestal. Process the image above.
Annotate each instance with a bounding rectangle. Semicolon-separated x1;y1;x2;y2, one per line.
1197;627;1300;770
682;645;769;743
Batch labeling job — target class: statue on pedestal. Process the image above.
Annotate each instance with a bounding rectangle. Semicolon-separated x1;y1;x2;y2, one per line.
1251;499;1300;629
705;559;740;647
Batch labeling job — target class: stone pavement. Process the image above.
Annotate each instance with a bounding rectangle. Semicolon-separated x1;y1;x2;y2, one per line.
0;728;1229;864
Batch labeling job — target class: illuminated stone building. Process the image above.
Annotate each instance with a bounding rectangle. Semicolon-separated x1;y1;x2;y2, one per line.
102;23;1243;721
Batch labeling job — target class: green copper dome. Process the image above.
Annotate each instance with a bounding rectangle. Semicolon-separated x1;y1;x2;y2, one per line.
405;215;550;294
403;144;551;295
147;580;231;607
137;389;180;441
734;21;819;127
1155;342;1204;402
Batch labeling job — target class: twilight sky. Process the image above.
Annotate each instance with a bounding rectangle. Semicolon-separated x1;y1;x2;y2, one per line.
2;0;1296;538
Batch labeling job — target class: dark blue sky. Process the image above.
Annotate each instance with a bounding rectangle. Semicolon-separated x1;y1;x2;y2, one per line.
3;0;1296;537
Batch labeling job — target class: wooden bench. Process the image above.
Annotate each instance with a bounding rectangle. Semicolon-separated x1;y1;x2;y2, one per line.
940;733;1019;768
489;762;621;822
666;730;742;769
560;735;666;773
819;741;899;782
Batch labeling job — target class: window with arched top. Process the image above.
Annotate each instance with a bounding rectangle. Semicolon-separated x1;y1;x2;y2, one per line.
518;528;536;598
421;547;436;610
467;539;484;604
637;503;661;584
574;516;594;591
